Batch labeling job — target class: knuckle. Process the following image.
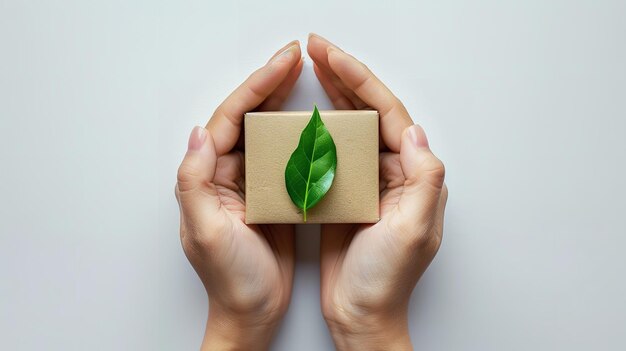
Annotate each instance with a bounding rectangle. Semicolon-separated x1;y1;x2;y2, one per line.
423;155;446;189
410;227;435;251
392;98;405;112
181;216;228;254
386;214;439;254
408;228;440;257
176;163;201;191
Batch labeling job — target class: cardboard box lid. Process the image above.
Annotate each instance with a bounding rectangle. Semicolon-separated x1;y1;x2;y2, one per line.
244;110;380;224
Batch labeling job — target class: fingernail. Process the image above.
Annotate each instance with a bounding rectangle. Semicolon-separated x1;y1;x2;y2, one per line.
188;126;207;151
311;33;342;50
326;45;346;57
271;43;297;64
309;32;323;41
408;125;429;148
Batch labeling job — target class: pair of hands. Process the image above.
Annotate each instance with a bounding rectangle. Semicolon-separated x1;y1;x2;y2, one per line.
175;34;448;351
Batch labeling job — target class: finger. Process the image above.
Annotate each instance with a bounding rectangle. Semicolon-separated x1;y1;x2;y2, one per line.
176;126;221;220
313;63;355;110
400;125;445;190
207;41;302;155
326;46;413;152
390;125;445;242
232;58;304;147
379;152;404;190
266;39;300;63
307;33;366;109
257;56;304;111
213;151;245;199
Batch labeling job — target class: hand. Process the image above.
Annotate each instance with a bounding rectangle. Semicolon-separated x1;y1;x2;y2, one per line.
175;40;303;350
308;34;448;350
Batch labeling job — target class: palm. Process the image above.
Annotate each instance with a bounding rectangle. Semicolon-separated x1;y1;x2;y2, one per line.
189;43;304;320
320;152;423;314
304;35;449;325
206;150;295;315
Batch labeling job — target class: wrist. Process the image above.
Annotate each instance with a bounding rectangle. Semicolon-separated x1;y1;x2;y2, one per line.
325;311;412;351
201;305;282;351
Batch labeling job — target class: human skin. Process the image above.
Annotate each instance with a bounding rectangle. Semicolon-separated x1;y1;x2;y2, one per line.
175;40;303;350
308;33;448;351
175;34;447;351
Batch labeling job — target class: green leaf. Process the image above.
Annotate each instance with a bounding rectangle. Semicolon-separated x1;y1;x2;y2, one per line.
284;105;337;222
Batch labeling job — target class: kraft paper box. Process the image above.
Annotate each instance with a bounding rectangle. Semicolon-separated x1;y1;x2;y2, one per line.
244;110;380;224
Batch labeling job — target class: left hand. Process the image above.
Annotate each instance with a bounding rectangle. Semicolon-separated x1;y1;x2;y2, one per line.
175;40;303;350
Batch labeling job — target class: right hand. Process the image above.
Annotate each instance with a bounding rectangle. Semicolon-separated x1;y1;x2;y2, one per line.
308;33;448;350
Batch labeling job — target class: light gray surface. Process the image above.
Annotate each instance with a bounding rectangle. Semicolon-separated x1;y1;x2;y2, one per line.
1;1;625;350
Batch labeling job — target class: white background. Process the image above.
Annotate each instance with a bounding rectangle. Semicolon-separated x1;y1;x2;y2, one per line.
1;1;625;350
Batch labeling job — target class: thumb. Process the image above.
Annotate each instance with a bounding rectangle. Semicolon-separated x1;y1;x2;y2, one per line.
175;126;221;220
392;124;446;238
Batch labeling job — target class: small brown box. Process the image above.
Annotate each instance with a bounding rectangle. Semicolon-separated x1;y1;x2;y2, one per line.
244;110;380;224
